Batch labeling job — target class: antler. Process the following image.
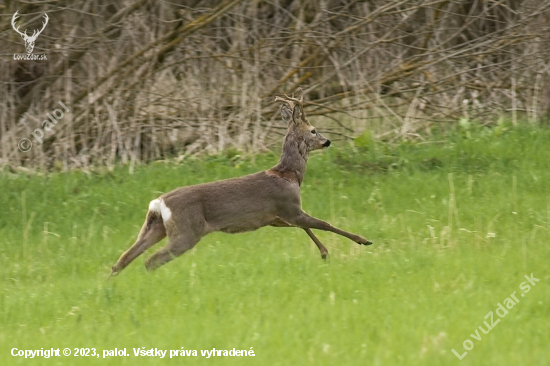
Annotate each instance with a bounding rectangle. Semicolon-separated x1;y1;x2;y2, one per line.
275;88;304;110
34;13;49;38
11;12;48;39
11;11;26;37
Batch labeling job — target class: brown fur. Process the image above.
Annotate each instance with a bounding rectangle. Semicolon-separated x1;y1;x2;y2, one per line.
265;169;300;184
110;92;371;276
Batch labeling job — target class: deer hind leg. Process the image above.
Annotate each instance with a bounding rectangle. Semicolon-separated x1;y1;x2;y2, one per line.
110;213;166;276
144;232;200;271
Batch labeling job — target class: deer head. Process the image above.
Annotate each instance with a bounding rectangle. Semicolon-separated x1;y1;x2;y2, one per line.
275;89;331;155
12;11;48;54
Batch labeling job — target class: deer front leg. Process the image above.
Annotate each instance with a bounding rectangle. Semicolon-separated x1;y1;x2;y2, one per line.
303;228;329;260
270;218;329;259
284;211;372;245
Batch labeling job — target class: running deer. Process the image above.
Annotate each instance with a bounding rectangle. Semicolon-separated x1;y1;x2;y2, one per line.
110;91;372;276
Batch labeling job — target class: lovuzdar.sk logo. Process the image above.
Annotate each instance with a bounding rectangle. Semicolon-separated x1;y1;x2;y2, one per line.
12;10;48;61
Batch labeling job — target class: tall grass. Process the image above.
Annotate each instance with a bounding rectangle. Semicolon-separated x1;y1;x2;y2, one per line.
0;126;549;365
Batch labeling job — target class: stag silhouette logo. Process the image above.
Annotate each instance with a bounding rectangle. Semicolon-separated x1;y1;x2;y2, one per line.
12;11;48;54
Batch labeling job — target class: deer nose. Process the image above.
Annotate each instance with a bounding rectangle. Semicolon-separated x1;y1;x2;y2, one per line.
322;140;331;148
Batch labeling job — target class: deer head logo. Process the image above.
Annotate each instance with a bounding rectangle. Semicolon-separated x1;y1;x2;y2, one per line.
12;11;48;54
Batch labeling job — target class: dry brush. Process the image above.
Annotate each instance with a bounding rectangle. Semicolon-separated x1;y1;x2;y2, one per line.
1;0;549;169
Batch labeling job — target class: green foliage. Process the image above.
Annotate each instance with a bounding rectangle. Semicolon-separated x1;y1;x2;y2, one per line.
353;130;375;151
0;126;549;365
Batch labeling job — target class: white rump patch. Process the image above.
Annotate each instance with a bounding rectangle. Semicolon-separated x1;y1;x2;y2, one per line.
148;198;172;223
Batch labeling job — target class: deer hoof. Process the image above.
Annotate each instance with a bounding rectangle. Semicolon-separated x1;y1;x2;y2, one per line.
110;264;121;276
355;236;372;245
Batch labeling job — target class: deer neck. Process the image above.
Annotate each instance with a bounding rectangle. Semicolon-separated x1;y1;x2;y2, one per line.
270;132;308;186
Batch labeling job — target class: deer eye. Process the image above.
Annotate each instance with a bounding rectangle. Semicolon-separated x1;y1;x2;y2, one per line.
311;130;316;134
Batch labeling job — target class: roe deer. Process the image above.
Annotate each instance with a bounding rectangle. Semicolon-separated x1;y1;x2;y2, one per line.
110;90;371;276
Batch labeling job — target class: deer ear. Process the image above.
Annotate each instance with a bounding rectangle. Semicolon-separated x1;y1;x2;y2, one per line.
281;105;293;125
292;105;302;124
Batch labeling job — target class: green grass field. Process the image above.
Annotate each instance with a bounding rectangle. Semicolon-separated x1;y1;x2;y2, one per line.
1;126;549;365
